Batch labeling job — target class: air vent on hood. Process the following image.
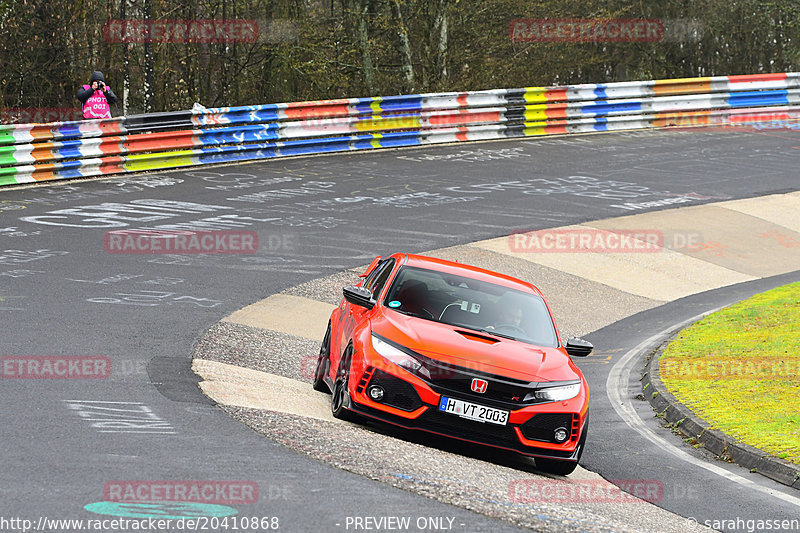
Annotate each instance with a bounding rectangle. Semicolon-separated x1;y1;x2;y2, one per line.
455;330;500;344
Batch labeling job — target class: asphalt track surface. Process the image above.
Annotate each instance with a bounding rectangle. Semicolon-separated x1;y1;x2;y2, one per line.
1;127;799;532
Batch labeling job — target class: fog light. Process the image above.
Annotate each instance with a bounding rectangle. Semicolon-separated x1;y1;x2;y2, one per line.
553;427;568;443
368;385;385;401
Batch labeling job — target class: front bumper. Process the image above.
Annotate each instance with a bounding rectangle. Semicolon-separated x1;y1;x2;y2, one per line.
349;382;586;460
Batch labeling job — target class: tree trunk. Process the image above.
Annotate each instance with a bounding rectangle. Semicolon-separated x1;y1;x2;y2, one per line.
355;0;375;93
143;0;154;112
120;0;130;115
392;0;415;92
433;0;448;87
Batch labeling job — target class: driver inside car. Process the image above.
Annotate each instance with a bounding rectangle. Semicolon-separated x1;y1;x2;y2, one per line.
497;305;523;329
486;297;529;337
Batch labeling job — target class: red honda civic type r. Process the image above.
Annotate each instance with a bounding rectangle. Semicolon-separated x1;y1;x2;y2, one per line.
313;253;592;475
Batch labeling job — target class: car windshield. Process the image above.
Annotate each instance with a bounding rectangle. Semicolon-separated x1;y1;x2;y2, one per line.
383;266;558;347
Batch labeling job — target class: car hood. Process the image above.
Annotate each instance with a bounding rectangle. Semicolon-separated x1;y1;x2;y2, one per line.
372;311;580;383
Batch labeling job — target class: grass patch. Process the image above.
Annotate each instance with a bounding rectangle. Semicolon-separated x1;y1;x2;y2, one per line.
659;282;800;465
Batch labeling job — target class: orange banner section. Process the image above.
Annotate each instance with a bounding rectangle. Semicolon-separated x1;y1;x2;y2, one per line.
95;120;126;136
284;103;352;120
652;110;711;127
29;125;58;141
544;104;569;119
124;130;195;152
32;166;59;181
653;78;712;95
546;88;569;101
29;143;56;162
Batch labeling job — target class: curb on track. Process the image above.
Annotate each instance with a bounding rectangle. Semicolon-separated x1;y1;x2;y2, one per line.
644;331;800;490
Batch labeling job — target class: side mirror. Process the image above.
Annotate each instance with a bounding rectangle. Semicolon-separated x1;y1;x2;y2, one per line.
565;337;593;357
343;285;375;310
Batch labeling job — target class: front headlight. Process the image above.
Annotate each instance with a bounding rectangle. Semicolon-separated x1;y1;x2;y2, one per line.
371;334;431;380
524;382;581;403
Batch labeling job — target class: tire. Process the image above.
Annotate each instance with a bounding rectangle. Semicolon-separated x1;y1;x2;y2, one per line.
534;414;588;476
331;344;357;421
312;322;332;393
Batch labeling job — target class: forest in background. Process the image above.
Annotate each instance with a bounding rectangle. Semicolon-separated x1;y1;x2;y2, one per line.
1;0;799;119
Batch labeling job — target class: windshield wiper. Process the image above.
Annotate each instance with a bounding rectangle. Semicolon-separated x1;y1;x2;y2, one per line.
474;327;517;341
439;320;518;341
393;308;437;321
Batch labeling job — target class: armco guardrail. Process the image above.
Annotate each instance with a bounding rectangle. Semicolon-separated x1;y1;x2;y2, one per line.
2;73;800;187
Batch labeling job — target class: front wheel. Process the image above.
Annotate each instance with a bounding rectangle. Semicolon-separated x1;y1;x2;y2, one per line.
535;414;588;476
331;344;357;421
312;322;332;393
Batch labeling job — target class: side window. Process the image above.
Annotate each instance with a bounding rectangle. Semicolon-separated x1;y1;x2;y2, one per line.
364;258;395;298
361;259;385;290
371;259;395;297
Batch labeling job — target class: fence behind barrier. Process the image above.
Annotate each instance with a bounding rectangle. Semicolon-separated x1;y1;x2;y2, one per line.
2;73;800;187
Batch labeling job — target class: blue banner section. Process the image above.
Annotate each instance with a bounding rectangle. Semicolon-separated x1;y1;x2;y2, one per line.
359;132;422;149
728;90;790;107
57;140;88;159
199;124;280;144
580;101;643;115
592;118;609;131
54;160;87;179
55;124;84;139
223;108;283;124
375;96;425;113
593;86;608;99
198;147;279;164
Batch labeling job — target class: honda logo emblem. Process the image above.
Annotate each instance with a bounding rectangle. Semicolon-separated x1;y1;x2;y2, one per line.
471;378;488;394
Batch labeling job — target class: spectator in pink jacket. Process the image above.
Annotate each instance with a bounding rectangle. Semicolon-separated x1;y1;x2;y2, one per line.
77;71;117;119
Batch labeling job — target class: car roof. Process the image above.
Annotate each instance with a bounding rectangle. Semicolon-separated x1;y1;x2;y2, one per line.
396;253;543;296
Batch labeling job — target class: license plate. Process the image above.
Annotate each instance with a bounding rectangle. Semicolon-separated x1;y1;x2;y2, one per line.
438;396;508;425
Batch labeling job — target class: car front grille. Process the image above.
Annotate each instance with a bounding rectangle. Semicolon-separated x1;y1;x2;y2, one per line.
417;408;519;446
421;359;535;408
